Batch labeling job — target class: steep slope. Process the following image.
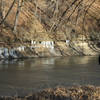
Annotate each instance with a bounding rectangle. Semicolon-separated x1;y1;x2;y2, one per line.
0;0;100;58
0;0;100;41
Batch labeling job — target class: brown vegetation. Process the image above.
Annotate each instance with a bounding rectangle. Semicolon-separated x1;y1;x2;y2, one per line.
0;0;100;42
1;85;100;100
0;0;100;56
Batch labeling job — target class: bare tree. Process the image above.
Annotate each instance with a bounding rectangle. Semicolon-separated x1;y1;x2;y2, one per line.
13;0;24;33
34;0;38;16
0;0;5;20
0;0;16;25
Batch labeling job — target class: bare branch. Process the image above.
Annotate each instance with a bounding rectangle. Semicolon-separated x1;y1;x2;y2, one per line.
0;0;16;25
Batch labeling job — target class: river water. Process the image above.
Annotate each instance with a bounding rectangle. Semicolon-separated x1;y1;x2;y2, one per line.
0;56;100;96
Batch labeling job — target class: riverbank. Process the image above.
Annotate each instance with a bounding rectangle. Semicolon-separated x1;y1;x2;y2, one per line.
0;0;100;59
0;85;100;100
0;40;99;59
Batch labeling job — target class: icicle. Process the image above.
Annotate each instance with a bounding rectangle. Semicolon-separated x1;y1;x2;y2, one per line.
66;40;70;45
31;40;34;45
4;48;9;57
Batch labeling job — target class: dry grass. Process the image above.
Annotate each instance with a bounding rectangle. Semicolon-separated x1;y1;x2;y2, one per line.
1;85;100;100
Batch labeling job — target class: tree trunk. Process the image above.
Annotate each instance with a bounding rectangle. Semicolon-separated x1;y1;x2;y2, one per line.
1;0;5;19
0;0;5;21
0;0;16;25
35;0;38;16
13;0;23;33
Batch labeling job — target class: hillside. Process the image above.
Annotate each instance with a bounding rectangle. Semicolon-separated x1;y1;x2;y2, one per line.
0;0;100;58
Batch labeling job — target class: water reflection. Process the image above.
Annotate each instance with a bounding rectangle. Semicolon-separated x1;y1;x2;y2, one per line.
0;56;97;69
0;56;99;96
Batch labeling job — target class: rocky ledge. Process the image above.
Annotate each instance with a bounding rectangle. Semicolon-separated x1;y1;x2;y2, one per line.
0;85;100;100
0;40;99;59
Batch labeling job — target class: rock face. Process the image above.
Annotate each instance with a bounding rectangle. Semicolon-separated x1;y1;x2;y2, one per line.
0;0;100;58
0;40;98;59
0;47;24;59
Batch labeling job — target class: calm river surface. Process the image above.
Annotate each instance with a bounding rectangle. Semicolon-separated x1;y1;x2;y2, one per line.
0;56;100;96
